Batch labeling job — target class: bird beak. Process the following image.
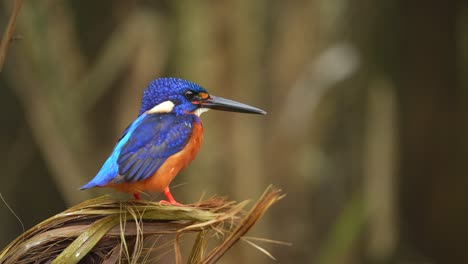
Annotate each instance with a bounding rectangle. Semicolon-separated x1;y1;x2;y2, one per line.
199;95;267;115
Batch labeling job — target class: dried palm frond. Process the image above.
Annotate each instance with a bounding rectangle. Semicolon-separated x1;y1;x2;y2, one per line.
0;186;283;264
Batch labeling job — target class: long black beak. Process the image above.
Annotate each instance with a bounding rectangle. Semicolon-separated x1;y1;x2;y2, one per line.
200;96;267;115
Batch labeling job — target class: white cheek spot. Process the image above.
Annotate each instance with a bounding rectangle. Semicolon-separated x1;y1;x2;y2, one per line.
194;108;210;117
146;101;175;114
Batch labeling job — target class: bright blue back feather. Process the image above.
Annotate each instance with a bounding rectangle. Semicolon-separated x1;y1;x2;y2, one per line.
80;114;149;189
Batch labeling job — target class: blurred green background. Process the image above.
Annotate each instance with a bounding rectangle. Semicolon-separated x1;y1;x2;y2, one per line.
1;0;467;263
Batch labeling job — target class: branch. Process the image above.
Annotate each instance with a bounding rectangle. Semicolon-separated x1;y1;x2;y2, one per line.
0;186;284;263
0;0;22;72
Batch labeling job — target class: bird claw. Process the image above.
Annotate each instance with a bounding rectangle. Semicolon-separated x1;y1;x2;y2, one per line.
161;186;183;205
159;200;183;206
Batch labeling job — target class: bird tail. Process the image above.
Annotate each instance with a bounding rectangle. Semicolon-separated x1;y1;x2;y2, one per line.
80;182;96;190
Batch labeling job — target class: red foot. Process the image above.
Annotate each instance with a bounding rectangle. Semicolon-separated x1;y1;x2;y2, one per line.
160;187;183;206
133;192;141;200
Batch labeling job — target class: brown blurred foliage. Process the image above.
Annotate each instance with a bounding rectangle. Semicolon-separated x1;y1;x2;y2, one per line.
0;0;467;263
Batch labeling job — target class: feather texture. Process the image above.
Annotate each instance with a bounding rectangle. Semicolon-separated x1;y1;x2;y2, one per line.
81;113;197;189
116;113;195;183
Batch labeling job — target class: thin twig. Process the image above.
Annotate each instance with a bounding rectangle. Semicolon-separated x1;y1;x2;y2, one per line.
0;0;23;72
0;193;24;233
201;186;284;264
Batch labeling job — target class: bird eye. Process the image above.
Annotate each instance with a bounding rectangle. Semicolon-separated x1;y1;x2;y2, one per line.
185;90;195;100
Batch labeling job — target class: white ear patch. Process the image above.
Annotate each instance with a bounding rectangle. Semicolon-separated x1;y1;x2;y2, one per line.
194;108;210;117
146;101;175;114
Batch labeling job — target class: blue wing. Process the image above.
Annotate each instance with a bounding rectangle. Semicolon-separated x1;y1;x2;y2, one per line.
81;113;195;189
116;114;195;183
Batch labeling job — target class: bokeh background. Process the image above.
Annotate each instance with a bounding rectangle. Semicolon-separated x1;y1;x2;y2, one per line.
1;0;467;263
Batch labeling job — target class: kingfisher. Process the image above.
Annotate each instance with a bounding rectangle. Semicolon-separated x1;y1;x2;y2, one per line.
81;77;266;205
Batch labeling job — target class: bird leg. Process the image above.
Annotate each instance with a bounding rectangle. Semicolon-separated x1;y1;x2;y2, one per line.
133;192;141;200
160;186;182;205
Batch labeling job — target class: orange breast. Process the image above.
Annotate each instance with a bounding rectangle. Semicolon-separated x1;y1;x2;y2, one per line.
111;120;204;194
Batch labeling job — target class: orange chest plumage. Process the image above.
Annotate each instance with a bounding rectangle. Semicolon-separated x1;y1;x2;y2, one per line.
110;121;204;194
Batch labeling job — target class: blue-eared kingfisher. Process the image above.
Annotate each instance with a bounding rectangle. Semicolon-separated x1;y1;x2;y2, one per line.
81;78;266;205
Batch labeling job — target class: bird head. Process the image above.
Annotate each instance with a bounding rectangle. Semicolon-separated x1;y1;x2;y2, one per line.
139;78;266;116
